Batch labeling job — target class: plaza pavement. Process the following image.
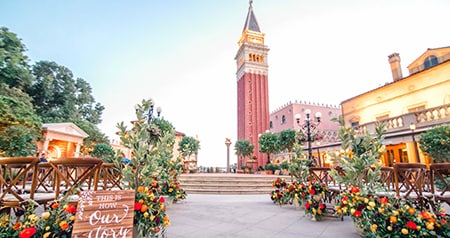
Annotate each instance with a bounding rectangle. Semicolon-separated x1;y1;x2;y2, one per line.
164;194;360;238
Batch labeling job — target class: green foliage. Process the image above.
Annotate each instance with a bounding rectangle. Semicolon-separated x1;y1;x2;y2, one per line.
29;61;105;125
0;94;41;156
91;143;115;162
329;116;386;193
0;27;33;91
116;99;162;189
264;163;280;172
0;125;39;156
178;135;200;159
287;144;310;182
419;124;450;163
234;139;254;162
278;129;298;153
258;131;279;162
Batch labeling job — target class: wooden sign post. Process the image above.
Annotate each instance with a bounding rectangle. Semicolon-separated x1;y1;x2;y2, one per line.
72;190;135;238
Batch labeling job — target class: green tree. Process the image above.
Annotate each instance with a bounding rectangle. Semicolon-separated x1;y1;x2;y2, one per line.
419;124;450;163
0;95;42;156
0;27;33;91
178;136;200;161
258;131;280;164
278;129;298;153
234;139;254;164
29;60;77;122
91;143;115;163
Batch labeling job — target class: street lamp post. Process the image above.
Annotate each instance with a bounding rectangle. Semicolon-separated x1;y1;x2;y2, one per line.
147;104;162;124
316;141;321;167
295;109;322;165
225;138;232;173
409;123;420;163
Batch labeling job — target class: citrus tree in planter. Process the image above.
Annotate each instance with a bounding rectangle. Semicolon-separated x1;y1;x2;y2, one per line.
116;99;170;237
329;117;386;193
419;124;450;163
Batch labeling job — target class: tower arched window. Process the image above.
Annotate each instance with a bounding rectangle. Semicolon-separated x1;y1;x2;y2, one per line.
281;115;286;124
423;55;438;69
270;121;273;129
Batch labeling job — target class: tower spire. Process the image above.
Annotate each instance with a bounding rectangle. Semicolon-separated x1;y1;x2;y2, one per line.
242;0;260;33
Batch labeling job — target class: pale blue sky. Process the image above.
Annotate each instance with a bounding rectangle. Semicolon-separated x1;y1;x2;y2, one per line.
2;0;450;166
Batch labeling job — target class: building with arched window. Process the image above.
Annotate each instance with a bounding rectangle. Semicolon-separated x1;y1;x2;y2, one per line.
342;46;450;166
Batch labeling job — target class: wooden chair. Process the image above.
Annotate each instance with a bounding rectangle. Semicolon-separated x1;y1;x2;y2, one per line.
429;163;450;205
373;167;397;198
0;157;39;211
379;167;395;191
49;157;103;202
99;163;122;190
393;163;432;201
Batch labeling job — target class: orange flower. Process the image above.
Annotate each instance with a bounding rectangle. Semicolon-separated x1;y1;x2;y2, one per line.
13;222;21;230
51;202;59;209
137;186;144;193
379;197;388;204
390;216;397;223
59;220;69;230
151;180;158;187
140;204;148;213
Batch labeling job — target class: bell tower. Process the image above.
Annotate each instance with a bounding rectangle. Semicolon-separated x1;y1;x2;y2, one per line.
235;0;270;170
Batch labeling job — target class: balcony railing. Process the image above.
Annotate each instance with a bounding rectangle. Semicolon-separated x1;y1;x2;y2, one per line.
355;103;450;136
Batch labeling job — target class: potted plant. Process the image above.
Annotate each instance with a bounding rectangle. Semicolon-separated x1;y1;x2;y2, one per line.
264;163;280;174
240;165;251;174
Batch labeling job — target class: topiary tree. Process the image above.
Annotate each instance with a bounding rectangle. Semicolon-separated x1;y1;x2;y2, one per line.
419;124;450;163
91;143;115;163
258;131;279;164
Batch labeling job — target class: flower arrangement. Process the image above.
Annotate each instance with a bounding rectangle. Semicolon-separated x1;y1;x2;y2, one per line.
161;178;187;202
0;200;76;238
272;177;287;189
335;186;450;237
303;181;330;220
134;183;170;237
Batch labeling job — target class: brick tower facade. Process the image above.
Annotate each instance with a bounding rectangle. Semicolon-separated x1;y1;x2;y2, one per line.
235;1;270;170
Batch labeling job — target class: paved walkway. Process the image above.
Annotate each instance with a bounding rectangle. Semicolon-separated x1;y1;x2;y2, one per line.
164;194;359;238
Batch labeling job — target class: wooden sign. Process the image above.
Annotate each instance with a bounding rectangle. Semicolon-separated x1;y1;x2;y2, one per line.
72;190;135;238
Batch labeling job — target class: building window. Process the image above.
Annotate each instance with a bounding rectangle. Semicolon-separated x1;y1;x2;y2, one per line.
376;114;389;121
408;105;425;112
351;121;359;128
423;55;438;69
270;121;273;129
281;115;286;124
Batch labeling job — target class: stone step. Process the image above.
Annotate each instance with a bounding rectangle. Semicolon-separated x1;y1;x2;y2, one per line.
179;173;292;195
